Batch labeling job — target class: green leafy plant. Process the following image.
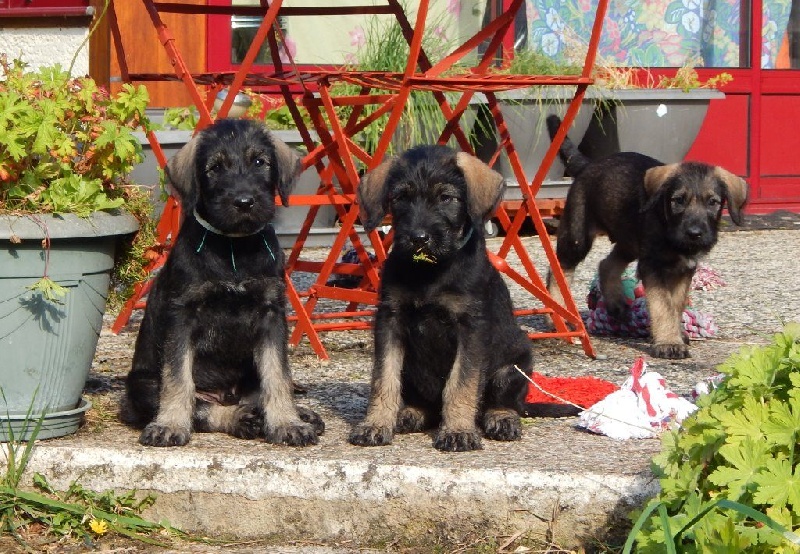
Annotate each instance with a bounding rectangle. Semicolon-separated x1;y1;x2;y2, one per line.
0;55;151;216
628;323;800;552
107;185;158;312
0;54;157;308
503;48;582;77
161;105;199;131
656;65;733;92
263;104;309;131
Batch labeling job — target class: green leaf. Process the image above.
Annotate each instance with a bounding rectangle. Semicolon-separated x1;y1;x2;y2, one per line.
762;395;800;449
752;456;800;511
0;128;27;161
708;439;769;498
624;499;666;554
26;277;68;304
713;396;768;442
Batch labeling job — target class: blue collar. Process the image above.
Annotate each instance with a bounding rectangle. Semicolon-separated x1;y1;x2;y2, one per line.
192;209;275;271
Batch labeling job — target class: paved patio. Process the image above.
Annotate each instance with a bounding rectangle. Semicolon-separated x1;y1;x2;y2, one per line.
12;216;800;552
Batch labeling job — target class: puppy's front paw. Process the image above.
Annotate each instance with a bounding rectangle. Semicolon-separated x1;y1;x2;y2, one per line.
139;423;191;447
298;406;325;436
483;412;522;442
265;422;318;447
433;429;483;452
230;405;264;440
349;425;393;446
652;342;691;359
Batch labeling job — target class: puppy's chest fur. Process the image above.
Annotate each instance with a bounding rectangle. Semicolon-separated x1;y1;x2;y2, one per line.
382;256;483;317
165;229;286;349
381;255;495;352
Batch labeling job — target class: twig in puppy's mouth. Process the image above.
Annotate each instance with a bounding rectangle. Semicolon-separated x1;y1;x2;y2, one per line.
413;249;437;264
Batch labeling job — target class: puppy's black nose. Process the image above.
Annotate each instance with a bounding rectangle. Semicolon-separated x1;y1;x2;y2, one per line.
233;196;255;211
410;231;430;248
686;226;704;239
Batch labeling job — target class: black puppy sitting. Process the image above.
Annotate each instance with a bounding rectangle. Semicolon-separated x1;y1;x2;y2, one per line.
350;145;576;452
545;115;749;358
121;119;324;447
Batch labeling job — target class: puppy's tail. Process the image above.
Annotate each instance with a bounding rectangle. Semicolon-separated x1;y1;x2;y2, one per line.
546;114;591;177
521;402;582;418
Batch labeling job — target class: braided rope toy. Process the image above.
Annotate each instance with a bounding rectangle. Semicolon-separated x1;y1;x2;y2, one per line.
584;265;720;339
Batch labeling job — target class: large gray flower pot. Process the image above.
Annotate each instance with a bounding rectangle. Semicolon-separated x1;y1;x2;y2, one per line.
0;212;139;440
579;88;725;163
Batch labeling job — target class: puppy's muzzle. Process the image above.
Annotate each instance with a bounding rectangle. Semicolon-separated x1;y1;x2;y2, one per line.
234;195;255;211
410;231;431;249
685;224;705;240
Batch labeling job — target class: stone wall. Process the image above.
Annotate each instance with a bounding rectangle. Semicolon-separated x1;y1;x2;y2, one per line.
0;28;89;76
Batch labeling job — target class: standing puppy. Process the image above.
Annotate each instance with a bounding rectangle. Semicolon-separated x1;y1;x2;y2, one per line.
121;119;324;447
545;115;748;358
350;145;576;452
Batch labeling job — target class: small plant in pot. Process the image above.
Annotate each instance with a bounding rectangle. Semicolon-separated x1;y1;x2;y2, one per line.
0;54;154;440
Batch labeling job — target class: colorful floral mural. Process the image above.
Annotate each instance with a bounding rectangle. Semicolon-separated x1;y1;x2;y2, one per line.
523;0;793;68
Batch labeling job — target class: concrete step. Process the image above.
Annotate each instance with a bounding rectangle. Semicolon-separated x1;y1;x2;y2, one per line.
19;414;658;551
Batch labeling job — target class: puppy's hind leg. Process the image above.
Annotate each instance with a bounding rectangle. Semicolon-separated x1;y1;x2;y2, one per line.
598;244;636;321
193;392;264;440
120;370;160;429
547;189;594;328
396;405;437;434
122;308;164;428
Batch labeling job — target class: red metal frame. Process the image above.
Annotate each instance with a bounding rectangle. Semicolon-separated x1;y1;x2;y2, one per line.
110;0;610;359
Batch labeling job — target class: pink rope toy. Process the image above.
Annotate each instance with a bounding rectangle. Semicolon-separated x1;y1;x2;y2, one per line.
585;265;720;339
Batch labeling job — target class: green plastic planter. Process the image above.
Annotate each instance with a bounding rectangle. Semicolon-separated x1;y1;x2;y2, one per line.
0;212;139;440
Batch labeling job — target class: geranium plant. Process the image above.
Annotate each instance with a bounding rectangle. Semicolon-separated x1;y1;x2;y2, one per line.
0;54;156;307
628;323;800;552
0;54;150;217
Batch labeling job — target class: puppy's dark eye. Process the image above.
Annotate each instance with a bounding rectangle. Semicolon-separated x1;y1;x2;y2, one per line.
439;193;457;204
206;162;222;174
391;189;409;202
671;195;686;207
253;157;268;168
707;197;721;209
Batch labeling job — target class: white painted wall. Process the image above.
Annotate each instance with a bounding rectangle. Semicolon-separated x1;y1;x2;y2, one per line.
0;28;90;76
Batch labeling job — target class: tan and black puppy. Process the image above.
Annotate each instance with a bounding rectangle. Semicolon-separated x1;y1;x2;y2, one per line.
121;119;324;447
546;115;748;359
350;145;576;452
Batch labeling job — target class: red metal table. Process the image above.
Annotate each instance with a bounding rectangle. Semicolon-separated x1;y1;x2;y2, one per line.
110;0;609;360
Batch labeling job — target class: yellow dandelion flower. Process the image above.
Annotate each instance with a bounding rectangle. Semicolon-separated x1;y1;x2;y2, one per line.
89;518;109;535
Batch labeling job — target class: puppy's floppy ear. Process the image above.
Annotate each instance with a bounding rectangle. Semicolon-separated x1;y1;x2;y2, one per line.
714;166;748;226
642;163;679;215
164;135;200;208
271;137;302;207
455;152;505;222
357;157;396;232
643;163;680;197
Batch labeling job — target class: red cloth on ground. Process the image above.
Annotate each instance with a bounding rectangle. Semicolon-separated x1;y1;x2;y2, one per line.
524;372;619;409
